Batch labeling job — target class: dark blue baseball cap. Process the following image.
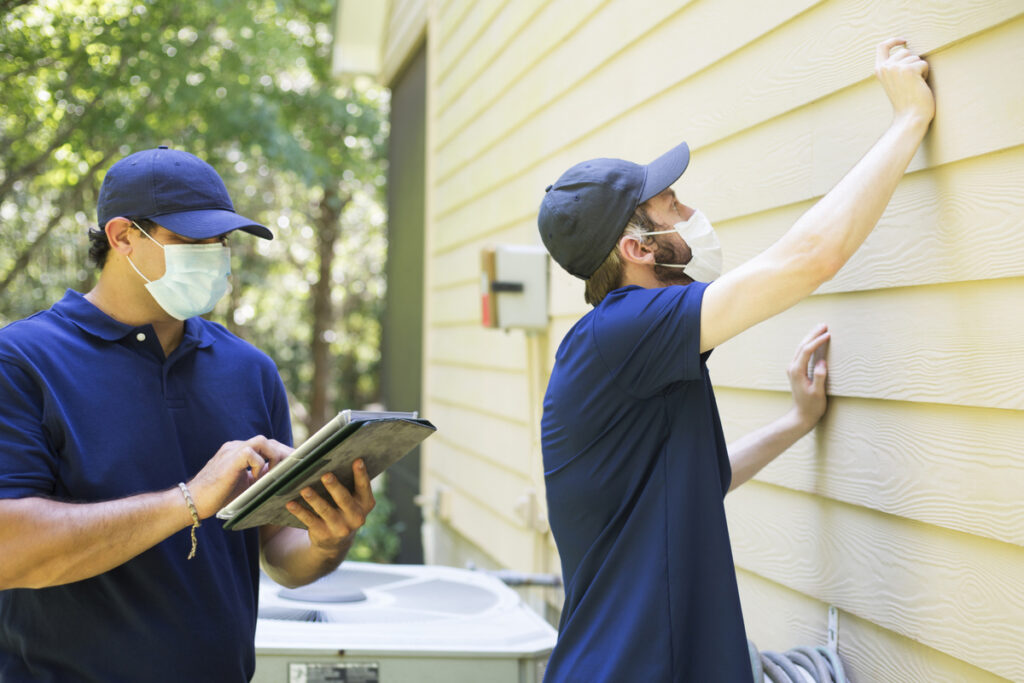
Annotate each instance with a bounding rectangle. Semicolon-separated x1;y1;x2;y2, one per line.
96;146;273;240
538;140;690;279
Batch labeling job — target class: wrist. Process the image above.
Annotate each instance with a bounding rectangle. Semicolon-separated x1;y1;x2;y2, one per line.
890;110;932;136
786;406;820;434
176;482;202;560
313;533;353;560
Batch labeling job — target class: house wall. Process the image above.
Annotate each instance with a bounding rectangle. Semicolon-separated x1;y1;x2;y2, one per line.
392;1;1024;680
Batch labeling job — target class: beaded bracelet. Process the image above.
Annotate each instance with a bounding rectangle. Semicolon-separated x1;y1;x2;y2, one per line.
177;482;201;560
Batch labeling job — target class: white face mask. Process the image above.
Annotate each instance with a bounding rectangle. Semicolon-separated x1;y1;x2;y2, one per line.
126;223;232;320
637;208;723;282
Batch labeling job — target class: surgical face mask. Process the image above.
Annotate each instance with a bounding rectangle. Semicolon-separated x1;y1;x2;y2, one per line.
126;222;231;320
637;208;723;282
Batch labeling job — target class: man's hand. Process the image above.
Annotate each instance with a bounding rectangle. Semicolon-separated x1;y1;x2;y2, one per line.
876;38;935;127
787;323;830;429
284;459;376;555
726;323;830;492
188;436;293;519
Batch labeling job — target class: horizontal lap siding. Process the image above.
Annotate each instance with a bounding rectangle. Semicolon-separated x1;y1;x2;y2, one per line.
424;0;548;569
708;279;1024;410
716;389;1024;547
725;483;1024;681
418;1;1024;678
736;569;1009;683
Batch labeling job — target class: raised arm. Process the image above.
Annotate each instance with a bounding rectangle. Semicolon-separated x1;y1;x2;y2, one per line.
699;38;935;353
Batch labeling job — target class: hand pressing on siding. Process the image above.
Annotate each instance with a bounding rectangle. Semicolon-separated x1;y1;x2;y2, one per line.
788;322;830;428
726;323;830;492
876;38;935;127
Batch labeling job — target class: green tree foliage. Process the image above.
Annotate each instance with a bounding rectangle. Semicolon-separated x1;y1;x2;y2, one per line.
0;0;399;561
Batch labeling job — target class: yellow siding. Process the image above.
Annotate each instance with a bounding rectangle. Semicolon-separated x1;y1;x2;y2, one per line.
399;0;1024;679
379;0;427;84
737;570;1010;683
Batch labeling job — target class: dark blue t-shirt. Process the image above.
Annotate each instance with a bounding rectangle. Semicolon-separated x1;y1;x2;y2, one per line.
0;290;292;682
541;284;750;682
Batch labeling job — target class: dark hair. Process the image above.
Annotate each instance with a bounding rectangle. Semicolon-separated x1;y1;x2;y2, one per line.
88;217;159;269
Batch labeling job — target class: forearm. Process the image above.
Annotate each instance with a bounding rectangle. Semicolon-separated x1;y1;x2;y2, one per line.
0;490;193;589
727;408;815;493
784;114;930;274
259;524;352;589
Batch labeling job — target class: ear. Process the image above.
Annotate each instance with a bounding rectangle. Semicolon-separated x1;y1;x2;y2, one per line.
617;234;656;266
105;217;135;256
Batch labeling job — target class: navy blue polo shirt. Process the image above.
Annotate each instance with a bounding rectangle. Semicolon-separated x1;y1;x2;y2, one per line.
0;290;292;682
541;283;750;683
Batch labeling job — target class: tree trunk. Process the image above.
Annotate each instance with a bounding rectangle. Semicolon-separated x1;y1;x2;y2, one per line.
306;187;347;433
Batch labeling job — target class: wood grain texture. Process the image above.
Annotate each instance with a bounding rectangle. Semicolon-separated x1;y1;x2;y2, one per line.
715;145;1024;295
707;277;1024;411
434;0;814;210
716;388;1024;547
682;15;1024;223
430;12;1024;256
432;0;1023;219
736;569;1011;683
725;481;1024;681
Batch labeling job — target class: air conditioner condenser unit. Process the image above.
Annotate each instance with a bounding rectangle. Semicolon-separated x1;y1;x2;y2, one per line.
254;561;557;683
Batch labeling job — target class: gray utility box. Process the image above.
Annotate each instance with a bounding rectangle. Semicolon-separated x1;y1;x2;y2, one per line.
254;562;557;683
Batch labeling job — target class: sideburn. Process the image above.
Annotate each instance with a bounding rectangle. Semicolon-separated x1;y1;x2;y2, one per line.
650;232;694;286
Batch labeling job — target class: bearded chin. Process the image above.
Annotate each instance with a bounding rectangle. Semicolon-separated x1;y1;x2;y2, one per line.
650;234;694;285
652;265;694;286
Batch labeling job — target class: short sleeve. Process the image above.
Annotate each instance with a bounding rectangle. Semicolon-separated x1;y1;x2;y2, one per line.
0;359;57;498
592;283;708;398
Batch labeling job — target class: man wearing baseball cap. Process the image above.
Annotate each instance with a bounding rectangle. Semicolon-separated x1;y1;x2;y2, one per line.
538;39;934;682
0;147;374;681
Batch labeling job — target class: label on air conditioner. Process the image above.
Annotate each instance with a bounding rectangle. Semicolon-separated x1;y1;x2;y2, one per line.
288;661;380;683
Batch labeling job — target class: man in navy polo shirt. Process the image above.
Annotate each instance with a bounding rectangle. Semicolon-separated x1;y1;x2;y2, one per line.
0;147;375;681
536;40;934;681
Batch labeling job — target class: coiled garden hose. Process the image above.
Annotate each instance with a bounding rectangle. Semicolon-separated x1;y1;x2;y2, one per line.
748;640;849;682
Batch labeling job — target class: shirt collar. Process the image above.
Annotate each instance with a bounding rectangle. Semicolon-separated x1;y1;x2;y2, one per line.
53;289;215;348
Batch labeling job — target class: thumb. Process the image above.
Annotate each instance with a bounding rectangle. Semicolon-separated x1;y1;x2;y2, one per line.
812;360;828;389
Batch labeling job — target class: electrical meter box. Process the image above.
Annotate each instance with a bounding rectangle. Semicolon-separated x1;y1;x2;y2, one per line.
480;245;548;330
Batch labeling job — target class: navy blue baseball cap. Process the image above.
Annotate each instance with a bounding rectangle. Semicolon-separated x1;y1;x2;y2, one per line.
97;146;273;239
538;140;690;279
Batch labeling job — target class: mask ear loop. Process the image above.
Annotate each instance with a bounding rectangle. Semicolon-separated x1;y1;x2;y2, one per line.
125;220;164;284
131;220;166;250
